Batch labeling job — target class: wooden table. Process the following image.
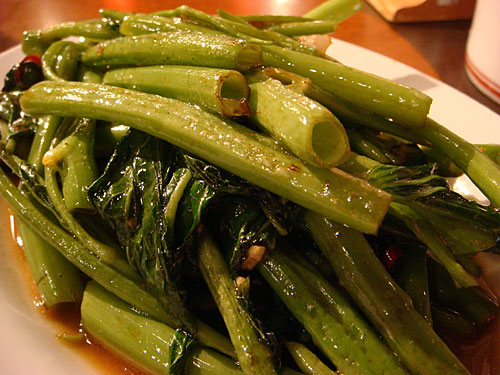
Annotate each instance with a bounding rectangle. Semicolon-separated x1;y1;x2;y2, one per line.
1;0;499;115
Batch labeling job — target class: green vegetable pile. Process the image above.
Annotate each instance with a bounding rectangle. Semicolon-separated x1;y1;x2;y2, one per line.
1;1;499;374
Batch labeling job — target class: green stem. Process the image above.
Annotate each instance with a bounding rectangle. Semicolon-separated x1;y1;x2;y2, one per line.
16;113;84;307
217;10;251;25
346;128;394;164
258;247;408;375
27;115;61;174
240;15;310;24
247;77;349;167
389;203;478;288
119;13;218;36
103;66;251;117
187;347;242;375
419;145;463;177
265;20;337;36
45;118;99;212
394;244;432;325
44;166;139;281
77;66;103;84
82;32;263;72
477;144;500;164
22;18;120;55
261;45;432;128
0;167;233;355
41;41;84;82
284;341;336;375
21;81;391;234
165;169;192;232
414;118;500;208
99;9;130;22
305;0;362;22
155;6;319;56
0;166;170;322
304;211;471;375
198;230;278;375
16;211;84;307
82;281;242;375
192;319;237;359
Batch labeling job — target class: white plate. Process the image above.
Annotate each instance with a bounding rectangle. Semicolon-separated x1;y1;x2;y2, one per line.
0;40;499;375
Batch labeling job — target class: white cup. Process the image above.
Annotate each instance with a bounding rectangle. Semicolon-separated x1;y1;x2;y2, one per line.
465;0;500;105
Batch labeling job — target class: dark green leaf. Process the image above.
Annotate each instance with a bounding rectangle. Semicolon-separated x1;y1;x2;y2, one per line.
0;142;62;223
0;92;37;142
366;160;500;230
2;56;44;92
169;329;196;375
209;196;277;273
90;128;302;336
89;129;298;333
89;130;196;330
368;163;447;199
415;190;500;231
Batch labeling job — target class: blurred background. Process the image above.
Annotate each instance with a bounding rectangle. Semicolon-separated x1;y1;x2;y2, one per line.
1;0;498;114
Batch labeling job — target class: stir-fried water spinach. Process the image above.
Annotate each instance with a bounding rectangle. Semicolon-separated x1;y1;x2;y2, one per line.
2;2;500;375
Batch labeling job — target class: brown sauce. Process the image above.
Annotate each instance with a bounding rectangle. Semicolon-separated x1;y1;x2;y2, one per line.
44;304;148;375
3;199;499;374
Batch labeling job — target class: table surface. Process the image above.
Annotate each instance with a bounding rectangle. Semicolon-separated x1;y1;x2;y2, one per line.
1;0;499;115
